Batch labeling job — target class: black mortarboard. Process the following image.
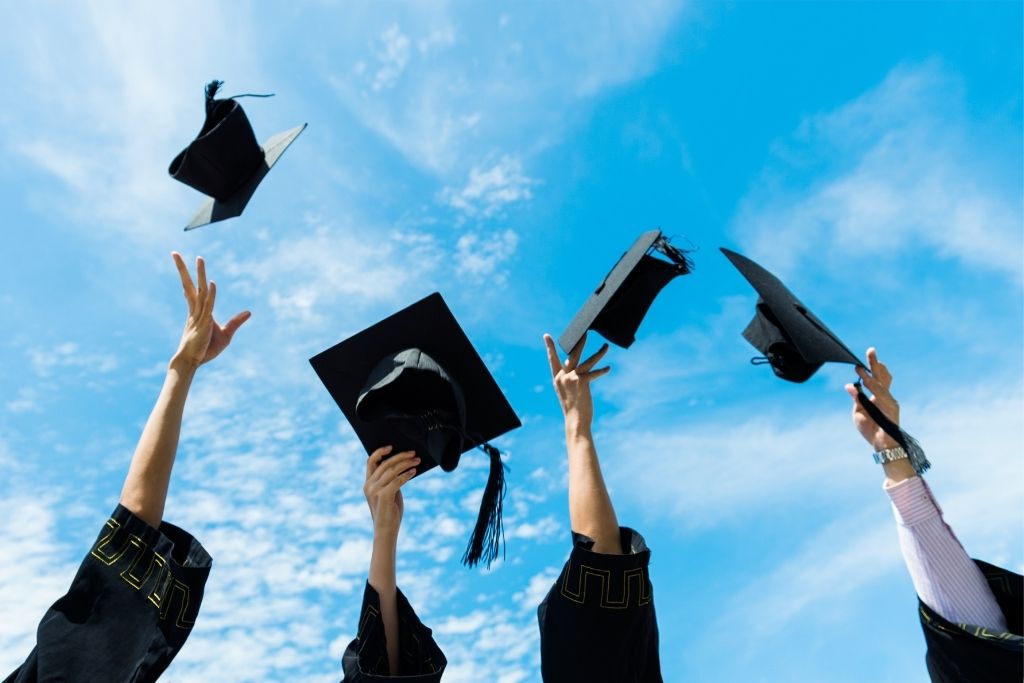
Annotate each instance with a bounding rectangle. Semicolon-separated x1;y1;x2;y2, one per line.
559;230;693;354
169;80;306;231
310;292;522;568
720;247;862;383
721;246;930;474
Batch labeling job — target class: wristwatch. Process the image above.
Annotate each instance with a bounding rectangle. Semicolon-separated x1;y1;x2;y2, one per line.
873;446;908;465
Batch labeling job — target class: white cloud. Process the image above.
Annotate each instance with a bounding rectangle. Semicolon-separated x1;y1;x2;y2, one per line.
514;566;560;612
454;230;520;284
506;515;561;542
220;221;445;329
0;2;264;245
604;378;1023;534
5;388;42;414
327;3;685;172
28;342;118;377
734;61;1023;282
372;24;412;91
440;156;535;218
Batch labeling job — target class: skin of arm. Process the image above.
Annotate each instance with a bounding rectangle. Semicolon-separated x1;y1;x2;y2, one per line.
843;347;916;486
544;332;621;555
118;252;251;529
363;445;420;676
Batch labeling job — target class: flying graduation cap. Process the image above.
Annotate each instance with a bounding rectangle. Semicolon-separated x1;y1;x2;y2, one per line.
721;247;930;474
310;292;522;568
559;230;694;354
169;80;306;231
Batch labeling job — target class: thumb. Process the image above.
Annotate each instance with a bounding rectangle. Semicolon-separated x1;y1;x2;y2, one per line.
843;383;859;400
223;310;252;339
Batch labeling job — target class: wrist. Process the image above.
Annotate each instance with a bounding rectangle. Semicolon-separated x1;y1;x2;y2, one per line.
882;458;917;485
169;352;201;375
564;418;593;442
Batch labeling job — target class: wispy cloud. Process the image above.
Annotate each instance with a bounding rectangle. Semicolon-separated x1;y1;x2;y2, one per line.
454;229;520;285
370;24;412;92
603;377;1023;535
28;342;118;377
440;156;535;219
0;2;264;245
733;61;1023;282
326;3;684;173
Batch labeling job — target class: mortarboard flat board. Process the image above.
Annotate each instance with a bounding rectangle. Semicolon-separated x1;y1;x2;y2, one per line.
721;246;931;474
720;247;863;382
559;230;693;354
309;292;521;472
169;80;306;231
310;292;521;567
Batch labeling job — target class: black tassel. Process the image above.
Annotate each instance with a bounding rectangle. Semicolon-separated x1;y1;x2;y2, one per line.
855;382;931;475
461;444;507;569
653;235;695;274
204;80;224;102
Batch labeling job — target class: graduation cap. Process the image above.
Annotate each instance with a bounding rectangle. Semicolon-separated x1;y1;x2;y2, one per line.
310;292;522;568
559;230;693;354
169;80;306;231
721;247;929;474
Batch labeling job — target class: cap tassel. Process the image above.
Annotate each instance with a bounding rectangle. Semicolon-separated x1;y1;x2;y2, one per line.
855;382;930;475
205;79;224;102
461;444;507;569
653;235;695;274
203;79;274;110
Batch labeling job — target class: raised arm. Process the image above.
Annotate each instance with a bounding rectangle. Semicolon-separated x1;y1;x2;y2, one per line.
118;252;250;528
363;446;419;675
844;347;1006;632
543;332;620;554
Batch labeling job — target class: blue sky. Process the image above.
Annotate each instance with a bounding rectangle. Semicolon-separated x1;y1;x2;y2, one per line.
0;2;1021;681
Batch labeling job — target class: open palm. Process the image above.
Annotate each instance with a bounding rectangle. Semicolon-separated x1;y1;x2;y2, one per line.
172;252;250;368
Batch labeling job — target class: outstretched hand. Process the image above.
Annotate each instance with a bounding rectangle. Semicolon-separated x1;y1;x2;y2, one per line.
171;252;251;370
544;332;611;432
364;446;419;538
844;347;900;451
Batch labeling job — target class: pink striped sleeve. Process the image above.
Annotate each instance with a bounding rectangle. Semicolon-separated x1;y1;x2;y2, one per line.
885;476;1007;631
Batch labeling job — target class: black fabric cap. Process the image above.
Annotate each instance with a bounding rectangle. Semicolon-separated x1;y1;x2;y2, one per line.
720;247;862;382
310;292;521;568
559;230;693;354
169;80;306;231
356;348;468;474
721;247;931;474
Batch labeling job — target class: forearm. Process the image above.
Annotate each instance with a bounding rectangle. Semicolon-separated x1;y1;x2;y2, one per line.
368;531;400;675
887;476;1007;631
119;356;196;528
565;421;621;555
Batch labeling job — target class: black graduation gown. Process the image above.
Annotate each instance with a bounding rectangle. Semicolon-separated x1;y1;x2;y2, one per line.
341;583;447;682
4;504;212;683
919;559;1023;683
537;527;662;683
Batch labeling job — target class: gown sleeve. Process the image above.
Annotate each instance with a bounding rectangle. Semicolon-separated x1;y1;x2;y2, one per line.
917;559;1023;683
537;527;662;683
3;504;212;683
341;582;447;682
